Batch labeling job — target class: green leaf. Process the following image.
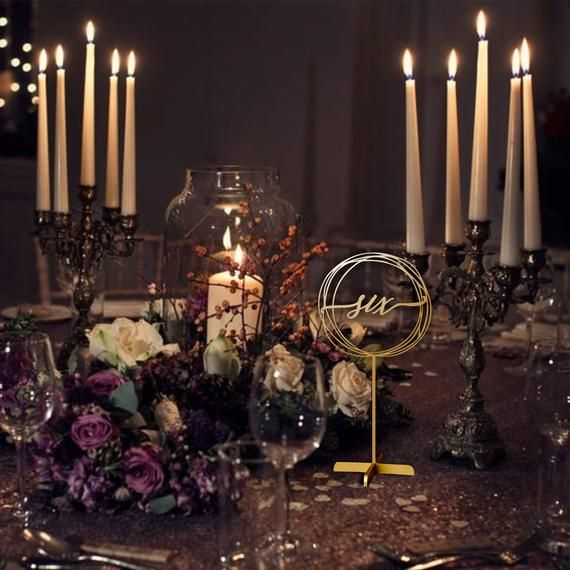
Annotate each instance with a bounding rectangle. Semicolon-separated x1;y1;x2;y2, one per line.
109;381;138;414
148;494;176;514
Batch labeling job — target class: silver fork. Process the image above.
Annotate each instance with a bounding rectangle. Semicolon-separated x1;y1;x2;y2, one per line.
369;536;533;568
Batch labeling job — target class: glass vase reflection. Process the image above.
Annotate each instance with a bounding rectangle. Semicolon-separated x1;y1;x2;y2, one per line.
163;167;297;348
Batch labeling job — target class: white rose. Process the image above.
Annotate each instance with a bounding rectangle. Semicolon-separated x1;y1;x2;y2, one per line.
203;335;241;379
264;344;305;393
87;318;180;369
339;320;367;347
154;399;182;434
331;361;372;417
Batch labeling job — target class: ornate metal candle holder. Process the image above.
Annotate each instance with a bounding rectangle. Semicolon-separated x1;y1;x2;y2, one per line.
34;185;138;367
432;220;546;469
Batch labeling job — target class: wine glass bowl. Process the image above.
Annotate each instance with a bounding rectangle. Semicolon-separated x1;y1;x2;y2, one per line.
251;354;326;469
505;279;557;377
526;341;570;556
249;351;327;560
0;332;57;523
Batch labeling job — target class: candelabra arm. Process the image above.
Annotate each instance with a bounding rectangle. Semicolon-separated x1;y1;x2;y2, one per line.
33;186;138;370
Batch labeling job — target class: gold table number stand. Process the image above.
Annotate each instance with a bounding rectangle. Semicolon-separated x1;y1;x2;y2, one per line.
333;355;415;486
319;252;431;488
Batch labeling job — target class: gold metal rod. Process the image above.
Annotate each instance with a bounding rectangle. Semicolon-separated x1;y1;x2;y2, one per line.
371;354;376;464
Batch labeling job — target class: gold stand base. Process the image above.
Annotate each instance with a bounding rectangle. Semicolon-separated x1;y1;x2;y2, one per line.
334;461;415;487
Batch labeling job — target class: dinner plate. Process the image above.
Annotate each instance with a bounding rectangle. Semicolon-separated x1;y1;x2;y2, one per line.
1;304;73;322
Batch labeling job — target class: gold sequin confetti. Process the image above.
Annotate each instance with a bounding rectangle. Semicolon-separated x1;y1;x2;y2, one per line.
369;483;383;489
258;497;274;510
289;502;309;512
395;497;412;507
451;520;470;528
312;472;329;479
411;494;428;502
341;498;371;506
315;485;330;492
348;483;361;489
425;371;438;377
291;485;309;492
403;505;421;513
314;494;332;503
411;362;423;368
326;480;343;487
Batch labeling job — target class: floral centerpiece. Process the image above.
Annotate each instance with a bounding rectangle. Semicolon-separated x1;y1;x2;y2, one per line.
31;184;412;514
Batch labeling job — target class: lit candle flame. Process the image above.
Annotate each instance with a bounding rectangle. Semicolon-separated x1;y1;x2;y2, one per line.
476;10;486;40
403;49;413;79
86;21;95;43
521;38;530;74
39;49;47;73
127;51;136;76
223;226;232;250
448;49;458;79
55;45;64;69
111;49;120;75
235;244;244;266
512;48;521;77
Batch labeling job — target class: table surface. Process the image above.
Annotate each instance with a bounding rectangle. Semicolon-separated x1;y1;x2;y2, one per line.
0;322;559;569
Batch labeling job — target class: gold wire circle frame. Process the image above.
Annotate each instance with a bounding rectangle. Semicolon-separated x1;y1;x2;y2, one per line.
318;251;431;486
318;251;432;358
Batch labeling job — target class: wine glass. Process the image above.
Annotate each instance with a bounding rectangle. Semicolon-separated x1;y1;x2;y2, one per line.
506;280;557;377
249;352;327;561
526;340;570;556
0;332;57;524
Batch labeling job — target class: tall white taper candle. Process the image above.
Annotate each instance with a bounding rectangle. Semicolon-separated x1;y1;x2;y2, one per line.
80;21;95;187
521;38;542;250
445;49;463;245
121;51;136;216
468;11;489;221
106;49;120;208
499;49;522;267
36;49;50;211
54;45;69;214
403;49;425;254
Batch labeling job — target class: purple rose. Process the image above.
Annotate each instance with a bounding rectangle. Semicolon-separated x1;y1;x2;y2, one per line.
71;413;114;450
124;447;164;496
86;370;125;397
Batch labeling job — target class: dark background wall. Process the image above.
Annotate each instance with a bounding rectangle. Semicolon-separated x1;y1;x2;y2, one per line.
1;0;568;306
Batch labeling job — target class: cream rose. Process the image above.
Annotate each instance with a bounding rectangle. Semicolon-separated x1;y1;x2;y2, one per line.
88;318;180;369
338;320;367;347
264;344;305;393
203;335;241;380
331;361;372;417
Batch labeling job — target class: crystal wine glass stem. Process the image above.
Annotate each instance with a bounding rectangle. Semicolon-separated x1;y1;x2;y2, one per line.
14;438;29;525
275;462;289;541
525;313;536;363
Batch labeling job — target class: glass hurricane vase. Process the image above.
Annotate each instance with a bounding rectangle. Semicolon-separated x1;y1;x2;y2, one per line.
163;166;297;349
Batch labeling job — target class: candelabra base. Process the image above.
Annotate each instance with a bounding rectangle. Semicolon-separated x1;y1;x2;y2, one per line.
431;404;505;470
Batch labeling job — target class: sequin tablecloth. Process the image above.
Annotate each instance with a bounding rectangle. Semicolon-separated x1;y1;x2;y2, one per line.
0;333;558;569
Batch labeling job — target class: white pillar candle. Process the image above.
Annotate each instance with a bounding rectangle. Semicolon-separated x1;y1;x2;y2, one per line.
121;51;136;216
521;38;542;250
403;49;425;254
80;21;95;187
105;49;120;209
207;245;264;343
468;11;488;221
499;49;522;267
53;45;69;214
445;49;463;245
36;49;50;211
